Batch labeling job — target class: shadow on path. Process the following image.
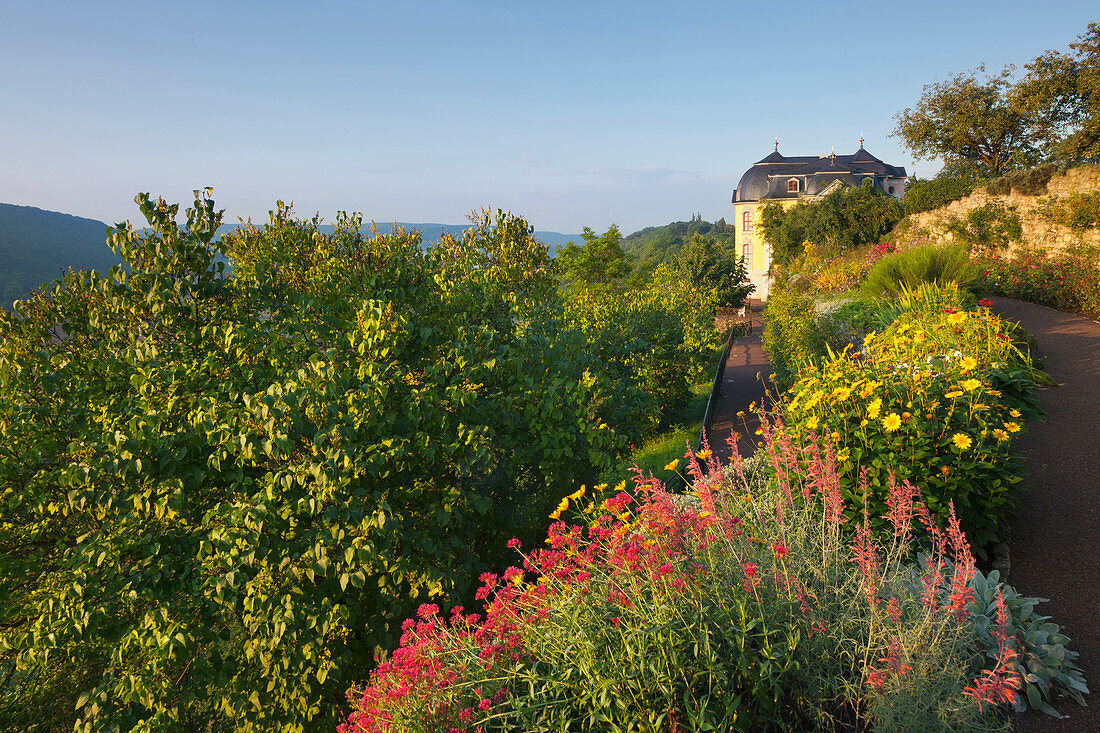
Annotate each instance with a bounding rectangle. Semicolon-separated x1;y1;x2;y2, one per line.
989;297;1100;732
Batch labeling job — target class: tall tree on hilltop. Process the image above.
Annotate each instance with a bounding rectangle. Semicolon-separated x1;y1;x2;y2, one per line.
1012;21;1100;165
892;65;1037;178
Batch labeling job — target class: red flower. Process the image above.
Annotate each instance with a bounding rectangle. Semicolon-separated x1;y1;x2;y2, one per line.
742;562;758;579
772;543;788;558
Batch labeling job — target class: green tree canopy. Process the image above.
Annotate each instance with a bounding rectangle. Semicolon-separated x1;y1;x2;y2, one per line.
0;192;622;731
555;224;630;285
1012;21;1100;165
759;181;904;265
892;65;1037;178
675;233;755;308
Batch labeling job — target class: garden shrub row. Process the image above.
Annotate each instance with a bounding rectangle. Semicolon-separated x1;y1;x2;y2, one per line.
903;177;977;215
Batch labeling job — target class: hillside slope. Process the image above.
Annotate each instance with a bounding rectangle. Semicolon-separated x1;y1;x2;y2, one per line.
622;217;735;274
0;203;120;308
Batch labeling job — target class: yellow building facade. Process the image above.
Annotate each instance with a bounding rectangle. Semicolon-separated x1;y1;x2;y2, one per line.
731;142;907;299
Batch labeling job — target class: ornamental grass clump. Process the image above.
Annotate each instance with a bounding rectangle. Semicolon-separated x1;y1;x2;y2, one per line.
778;292;1045;549
340;428;1072;732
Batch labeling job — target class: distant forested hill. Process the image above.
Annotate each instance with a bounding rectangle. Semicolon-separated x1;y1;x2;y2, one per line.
0;203;121;309
622;216;736;275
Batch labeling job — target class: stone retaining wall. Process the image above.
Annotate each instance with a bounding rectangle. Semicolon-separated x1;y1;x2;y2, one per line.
907;164;1100;255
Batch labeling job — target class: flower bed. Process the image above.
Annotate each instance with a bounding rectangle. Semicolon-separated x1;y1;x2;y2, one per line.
340;429;1085;732
972;249;1100;320
777;292;1044;550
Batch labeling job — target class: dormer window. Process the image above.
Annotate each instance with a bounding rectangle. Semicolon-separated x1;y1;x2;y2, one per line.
787;178;800;193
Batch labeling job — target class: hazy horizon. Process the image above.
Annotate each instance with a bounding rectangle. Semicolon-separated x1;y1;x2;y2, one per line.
1;1;1096;233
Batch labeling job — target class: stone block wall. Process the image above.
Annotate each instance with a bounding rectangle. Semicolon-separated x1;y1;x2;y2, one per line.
906;164;1100;255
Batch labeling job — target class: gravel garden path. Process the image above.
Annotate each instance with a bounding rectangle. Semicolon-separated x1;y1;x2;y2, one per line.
989;297;1100;732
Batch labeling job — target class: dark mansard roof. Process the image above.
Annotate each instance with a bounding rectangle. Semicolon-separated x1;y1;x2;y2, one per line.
732;147;907;203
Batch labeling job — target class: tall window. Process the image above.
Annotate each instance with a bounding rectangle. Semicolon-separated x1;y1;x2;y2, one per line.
743;242;753;263
788;178;800;192
742;210;753;232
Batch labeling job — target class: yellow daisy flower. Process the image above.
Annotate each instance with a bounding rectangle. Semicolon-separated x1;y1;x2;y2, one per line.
947;311;967;325
961;378;982;392
992;429;1009;442
1005;422;1021;433
664;459;680;472
960;356;977;372
695;449;711;460
951;433;972;450
1010;409;1021;418
867;397;882;420
805;416;819;430
945;390;963;399
549;497;569;519
882;413;902;432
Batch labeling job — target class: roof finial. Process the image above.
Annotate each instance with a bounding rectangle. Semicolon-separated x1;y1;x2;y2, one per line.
774;136;779;152
859;132;865;149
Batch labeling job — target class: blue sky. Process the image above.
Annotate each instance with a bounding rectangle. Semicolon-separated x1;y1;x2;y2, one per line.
1;1;1095;234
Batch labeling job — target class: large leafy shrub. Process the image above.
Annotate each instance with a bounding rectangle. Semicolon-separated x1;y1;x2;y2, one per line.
342;430;1085;732
674;232;755;307
985;164;1059;197
904;177;977;215
562;264;722;436
0;195;624;731
778;296;1044;549
760;181;904;265
761;285;832;391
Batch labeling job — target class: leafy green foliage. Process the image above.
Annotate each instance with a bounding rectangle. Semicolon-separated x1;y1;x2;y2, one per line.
561;266;721;438
0;203;122;309
556;225;629;285
1046;190;1100;232
892;65;1038;178
675;233;755;307
619;215;734;278
904;178;977;214
759;182;903;265
944;204;1023;252
984;164;1060;196
896;22;1100;176
862;244;974;297
1011;22;1100;165
0;194;625;731
761;286;830;391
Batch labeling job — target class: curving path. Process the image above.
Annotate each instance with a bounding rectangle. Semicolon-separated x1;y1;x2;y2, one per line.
988;297;1100;732
706;296;1099;729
